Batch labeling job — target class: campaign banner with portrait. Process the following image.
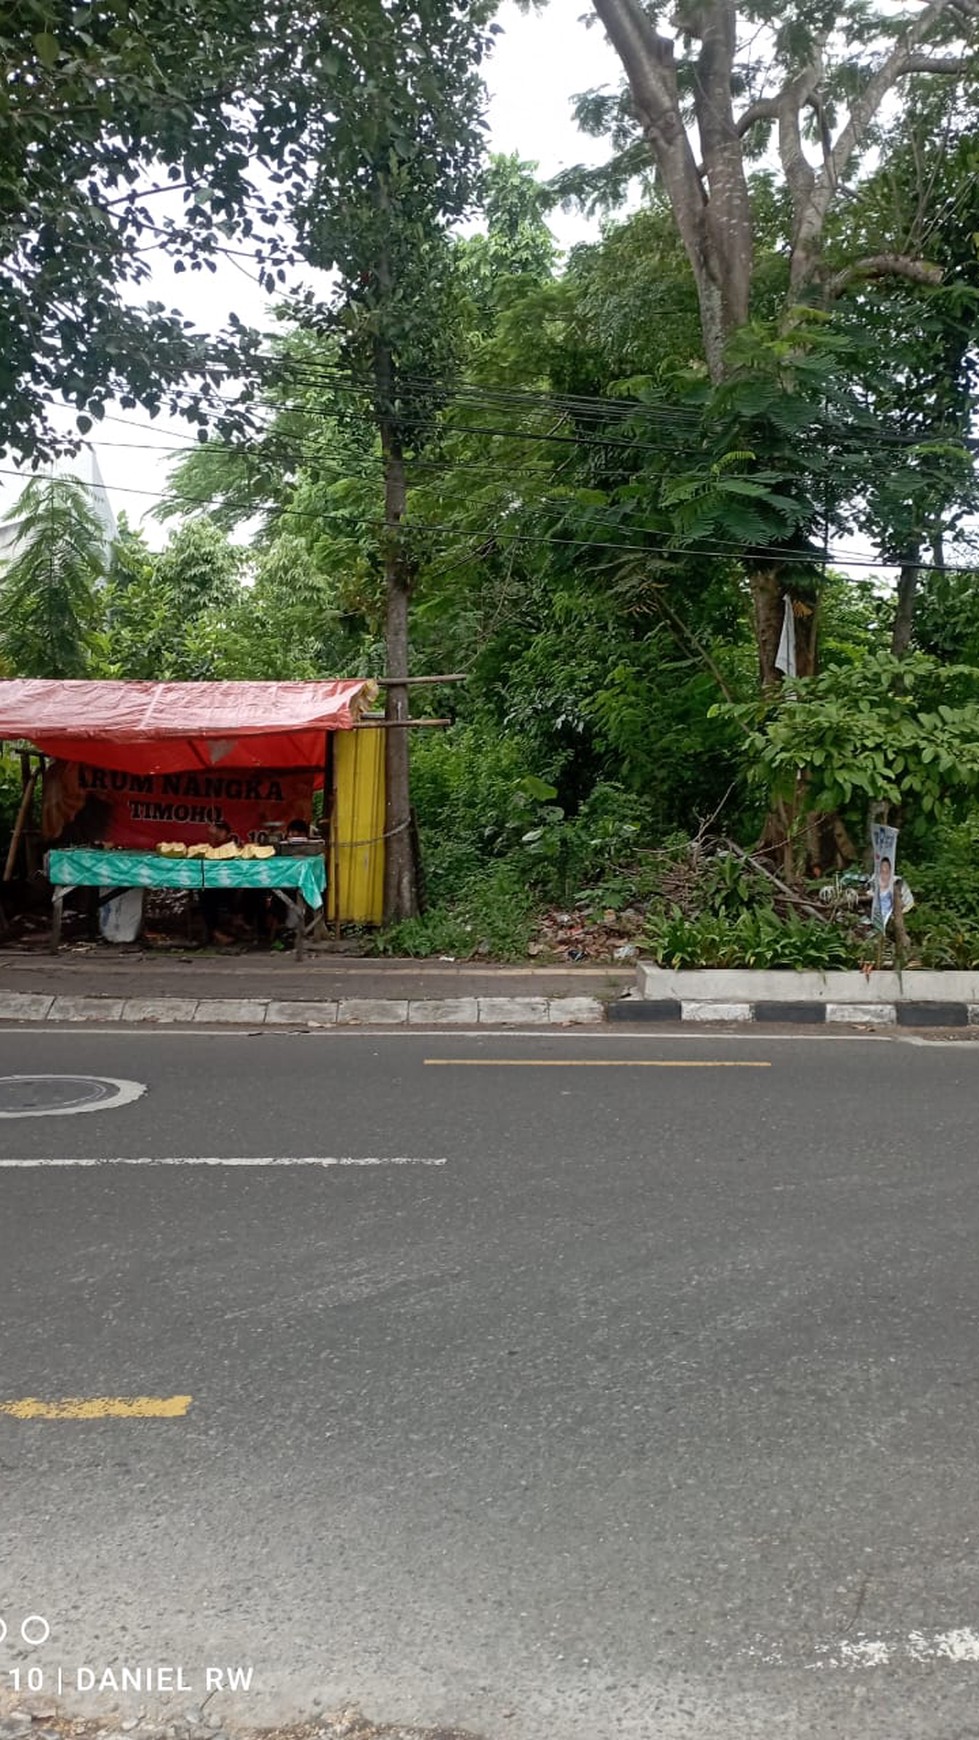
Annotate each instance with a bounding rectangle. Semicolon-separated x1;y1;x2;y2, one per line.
43;761;314;849
871;822;899;932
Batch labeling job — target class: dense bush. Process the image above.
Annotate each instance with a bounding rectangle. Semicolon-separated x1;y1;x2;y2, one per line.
900;812;979;967
644;906;857;970
0;754;26;858
376;862;535;961
639;839;861;968
409;725;546;903
409;724;657;907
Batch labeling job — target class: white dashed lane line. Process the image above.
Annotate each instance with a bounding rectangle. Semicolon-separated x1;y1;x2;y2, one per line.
749;1627;979;1669
0;1154;447;1167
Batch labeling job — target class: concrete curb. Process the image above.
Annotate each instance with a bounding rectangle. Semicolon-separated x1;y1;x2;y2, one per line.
638;963;979;1000
611;996;974;1027
0;992;606;1028
619;964;979;1026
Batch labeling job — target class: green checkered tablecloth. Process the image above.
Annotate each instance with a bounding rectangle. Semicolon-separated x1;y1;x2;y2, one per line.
47;848;202;891
47;849;327;909
202;854;326;909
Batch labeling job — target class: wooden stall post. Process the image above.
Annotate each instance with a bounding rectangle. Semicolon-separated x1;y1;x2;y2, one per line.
4;762;39;882
323;729;343;939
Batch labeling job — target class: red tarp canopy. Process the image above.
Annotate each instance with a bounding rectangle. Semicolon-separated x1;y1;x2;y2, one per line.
0;678;376;774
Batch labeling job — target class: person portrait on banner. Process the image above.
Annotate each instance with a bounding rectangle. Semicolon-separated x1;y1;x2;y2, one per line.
871;822;900;933
876;856;894;927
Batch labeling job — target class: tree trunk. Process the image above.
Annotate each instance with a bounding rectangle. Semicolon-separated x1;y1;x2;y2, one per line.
589;0;975;690
374;334;419;925
891;548;921;659
590;0;751;385
749;567;820;875
748;567;818;687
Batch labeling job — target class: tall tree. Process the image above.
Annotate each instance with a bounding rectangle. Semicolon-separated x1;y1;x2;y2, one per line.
0;477;106;675
103;518;243;680
0;0;316;461
275;0;497;920
832;82;979;654
583;0;977;376
556;0;979;683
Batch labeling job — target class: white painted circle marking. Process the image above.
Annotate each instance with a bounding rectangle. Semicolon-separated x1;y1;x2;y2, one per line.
0;1076;146;1118
20;1615;50;1646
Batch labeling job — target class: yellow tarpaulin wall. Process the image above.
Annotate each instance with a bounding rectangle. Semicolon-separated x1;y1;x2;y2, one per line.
328;726;385;924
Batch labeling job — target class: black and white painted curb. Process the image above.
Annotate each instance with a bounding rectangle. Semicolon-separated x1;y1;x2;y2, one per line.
615;964;979;1027
609;996;976;1026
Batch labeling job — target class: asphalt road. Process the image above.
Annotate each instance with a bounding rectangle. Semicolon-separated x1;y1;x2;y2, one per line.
2;1026;979;1740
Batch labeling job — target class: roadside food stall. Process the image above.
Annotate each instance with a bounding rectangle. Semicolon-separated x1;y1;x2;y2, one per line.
0;678;379;955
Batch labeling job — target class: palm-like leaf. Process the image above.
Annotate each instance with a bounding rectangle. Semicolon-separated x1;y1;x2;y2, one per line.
0;477;106;677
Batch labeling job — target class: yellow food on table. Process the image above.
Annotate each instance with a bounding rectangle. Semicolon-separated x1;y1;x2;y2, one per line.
241;843;275;860
156;841;188;857
205;842;240;860
186;844;209;859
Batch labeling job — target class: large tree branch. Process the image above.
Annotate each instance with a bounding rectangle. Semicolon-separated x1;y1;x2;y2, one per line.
736;95;780;136
827;252;944;297
590;0;699;172
689;0;753;332
899;53;973;71
592;0;731;376
778;56;825;214
735;41;829;221
790;0;977;291
828;0;972;191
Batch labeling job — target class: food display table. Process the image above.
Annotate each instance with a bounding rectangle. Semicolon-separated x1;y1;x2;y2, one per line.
46;848;327;957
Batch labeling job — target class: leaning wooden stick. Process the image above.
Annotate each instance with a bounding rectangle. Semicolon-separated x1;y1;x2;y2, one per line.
892;881;911;967
3;767;38;882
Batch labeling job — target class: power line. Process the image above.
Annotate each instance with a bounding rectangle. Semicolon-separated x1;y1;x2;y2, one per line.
72;392;977;480
91;365;977;462
4;464;976;574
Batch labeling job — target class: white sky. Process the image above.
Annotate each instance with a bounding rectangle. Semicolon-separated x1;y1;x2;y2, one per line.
4;3;625;544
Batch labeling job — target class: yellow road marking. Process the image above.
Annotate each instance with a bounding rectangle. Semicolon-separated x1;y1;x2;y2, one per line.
424;1059;771;1068
0;1395;192;1420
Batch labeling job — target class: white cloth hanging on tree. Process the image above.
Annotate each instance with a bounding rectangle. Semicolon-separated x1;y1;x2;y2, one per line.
775;597;797;678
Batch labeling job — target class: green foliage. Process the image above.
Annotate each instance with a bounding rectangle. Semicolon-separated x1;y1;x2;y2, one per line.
458;155;558;325
118;6;979;913
729;651;979;831
645;905;857;970
375;863;535;961
396;726;660;952
103;519;242;680
559;205;702;383
640;836;866;968
830;86;979;566
914;567;979;665
0;0;499;467
409;726;555;899
509;779;657;903
288;0;497;435
904;810;979;953
0;754;25;852
0;477;106;676
0;0;299;462
903;913;979;970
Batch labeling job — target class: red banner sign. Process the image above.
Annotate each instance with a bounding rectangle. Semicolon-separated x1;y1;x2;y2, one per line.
64;763;314;849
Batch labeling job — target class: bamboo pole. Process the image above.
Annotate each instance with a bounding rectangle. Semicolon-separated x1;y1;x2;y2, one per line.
4;766;38;882
357;717;451;728
332;794;342;940
374;673;466;686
